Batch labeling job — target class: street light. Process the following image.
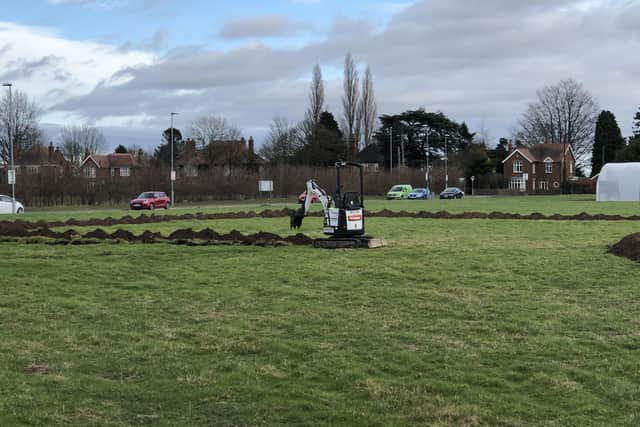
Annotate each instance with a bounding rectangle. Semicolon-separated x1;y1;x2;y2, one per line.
444;134;449;189
2;83;14;214
170;112;178;207
388;126;393;175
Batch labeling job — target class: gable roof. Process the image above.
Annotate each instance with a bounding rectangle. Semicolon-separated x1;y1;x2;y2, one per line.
502;143;576;164
16;144;68;166
80;153;141;169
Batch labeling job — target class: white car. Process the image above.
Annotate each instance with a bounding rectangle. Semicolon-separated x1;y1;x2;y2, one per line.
0;195;24;214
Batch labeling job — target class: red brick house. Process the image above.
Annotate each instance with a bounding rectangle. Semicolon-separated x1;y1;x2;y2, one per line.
6;142;72;178
502;144;576;194
79;153;143;182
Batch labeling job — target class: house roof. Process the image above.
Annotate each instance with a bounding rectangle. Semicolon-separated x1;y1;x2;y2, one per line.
16;144;68;166
357;144;384;163
502;143;575;164
81;153;141;169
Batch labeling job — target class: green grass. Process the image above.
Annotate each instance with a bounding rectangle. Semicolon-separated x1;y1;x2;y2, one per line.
9;195;640;223
1;200;640;425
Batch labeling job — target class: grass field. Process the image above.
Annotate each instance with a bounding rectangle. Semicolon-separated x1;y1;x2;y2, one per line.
16;194;640;222
1;196;640;426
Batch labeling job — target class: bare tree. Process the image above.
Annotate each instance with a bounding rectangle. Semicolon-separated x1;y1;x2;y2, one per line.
189;116;242;148
0;89;42;164
358;64;377;147
259;116;301;163
515;78;599;163
58;124;106;166
302;64;325;141
341;53;359;157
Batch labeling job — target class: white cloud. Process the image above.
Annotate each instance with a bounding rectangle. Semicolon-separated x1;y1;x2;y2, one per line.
0;21;154;115
6;0;640;151
48;0;126;8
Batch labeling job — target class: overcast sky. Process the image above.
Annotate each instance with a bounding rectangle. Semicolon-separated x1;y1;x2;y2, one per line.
1;0;639;152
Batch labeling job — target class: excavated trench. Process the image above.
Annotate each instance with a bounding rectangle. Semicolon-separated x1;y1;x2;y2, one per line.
0;221;313;246
1;209;639;232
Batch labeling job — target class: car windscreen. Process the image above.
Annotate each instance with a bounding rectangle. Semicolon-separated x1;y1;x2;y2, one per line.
138;192;155;199
443;188;457;192
390;186;404;192
413;188;426;192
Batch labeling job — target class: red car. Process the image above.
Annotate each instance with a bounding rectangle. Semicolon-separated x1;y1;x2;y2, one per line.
298;192;320;204
130;191;170;210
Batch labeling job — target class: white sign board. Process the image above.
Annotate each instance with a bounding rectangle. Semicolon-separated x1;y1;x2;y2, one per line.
258;180;273;192
7;169;15;185
170;170;176;181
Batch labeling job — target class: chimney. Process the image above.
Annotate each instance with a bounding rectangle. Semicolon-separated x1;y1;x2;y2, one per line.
48;142;54;163
186;138;196;152
507;141;513;152
240;137;246;149
248;136;254;158
137;149;143;163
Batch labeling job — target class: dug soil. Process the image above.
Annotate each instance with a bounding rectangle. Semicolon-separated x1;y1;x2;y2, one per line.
608;233;640;262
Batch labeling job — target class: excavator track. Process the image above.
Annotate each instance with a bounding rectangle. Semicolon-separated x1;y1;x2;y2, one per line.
312;236;385;249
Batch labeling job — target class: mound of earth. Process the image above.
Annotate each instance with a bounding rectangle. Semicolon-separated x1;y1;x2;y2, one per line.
609;233;640;262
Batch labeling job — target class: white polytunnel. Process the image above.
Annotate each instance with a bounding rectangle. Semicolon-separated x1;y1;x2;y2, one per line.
596;163;640;202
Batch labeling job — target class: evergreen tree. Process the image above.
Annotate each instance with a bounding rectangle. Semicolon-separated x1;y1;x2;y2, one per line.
591;110;625;176
154;127;183;166
114;144;128;153
296;111;346;165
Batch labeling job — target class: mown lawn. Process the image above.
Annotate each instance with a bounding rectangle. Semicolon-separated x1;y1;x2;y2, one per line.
14;194;640;222
1;203;640;425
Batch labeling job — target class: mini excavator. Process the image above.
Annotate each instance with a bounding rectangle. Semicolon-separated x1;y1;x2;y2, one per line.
292;161;384;249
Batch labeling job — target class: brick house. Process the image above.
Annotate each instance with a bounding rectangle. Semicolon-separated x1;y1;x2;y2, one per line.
502;143;576;194
79;152;143;182
5;142;72;178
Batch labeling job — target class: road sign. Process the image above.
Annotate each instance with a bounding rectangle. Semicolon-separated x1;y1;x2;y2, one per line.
170;170;176;181
7;169;15;185
471;176;475;182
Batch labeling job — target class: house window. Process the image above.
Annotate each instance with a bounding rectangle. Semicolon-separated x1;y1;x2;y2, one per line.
513;160;523;173
539;181;549;191
532;164;536;175
510;177;525;191
83;167;96;178
553;181;560;188
185;165;198;177
27;166;39;175
569;162;573;175
545;160;553;174
120;167;130;177
110;168;115;177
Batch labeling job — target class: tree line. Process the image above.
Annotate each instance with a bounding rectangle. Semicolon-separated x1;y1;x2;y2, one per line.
3;60;640;190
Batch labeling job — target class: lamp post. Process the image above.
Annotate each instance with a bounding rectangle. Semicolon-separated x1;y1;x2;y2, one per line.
389;127;393;175
2;83;14;214
444;134;449;189
425;128;430;189
170;112;178;207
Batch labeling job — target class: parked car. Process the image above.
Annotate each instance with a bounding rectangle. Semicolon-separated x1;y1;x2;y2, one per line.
386;184;413;200
439;187;465;199
130;191;170;210
407;188;432;200
0;195;24;214
298;192;320;204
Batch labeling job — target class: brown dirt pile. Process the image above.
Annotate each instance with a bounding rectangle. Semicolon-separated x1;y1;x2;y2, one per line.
609;233;640;262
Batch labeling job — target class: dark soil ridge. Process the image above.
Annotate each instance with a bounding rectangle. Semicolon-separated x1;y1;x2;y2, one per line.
2;209;639;231
608;233;640;262
0;222;313;246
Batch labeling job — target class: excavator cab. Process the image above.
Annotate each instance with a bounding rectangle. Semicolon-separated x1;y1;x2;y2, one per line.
295;161;384;248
